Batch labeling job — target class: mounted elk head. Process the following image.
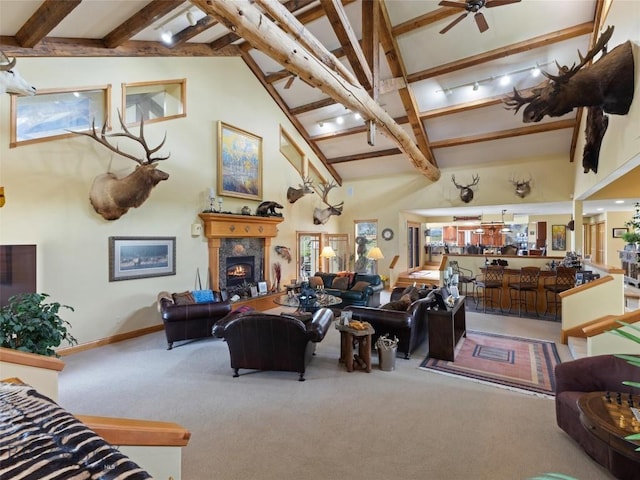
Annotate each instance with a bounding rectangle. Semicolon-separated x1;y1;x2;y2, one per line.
72;112;170;220
0;51;36;96
286;176;314;203
509;175;532;198
504;26;635;173
313;181;344;225
451;174;479;203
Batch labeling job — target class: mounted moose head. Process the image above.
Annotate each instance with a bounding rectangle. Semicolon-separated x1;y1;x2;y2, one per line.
504;26;635;174
313;181;344;225
72;112;170;221
451;174;479;203
286;176;314;203
0;51;36;96
509;175;532;198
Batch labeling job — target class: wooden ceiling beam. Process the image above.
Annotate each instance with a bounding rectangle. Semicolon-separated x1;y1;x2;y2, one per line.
103;0;184;49
321;0;372;89
328;148;401;164
312;115;409;141
378;0;436;167
0;36;239;57
171;16;220;47
290;98;338;116
391;7;460;37
407;22;594;83
239;49;343;184
193;0;440;181
429;119;575;149
14;0;81;48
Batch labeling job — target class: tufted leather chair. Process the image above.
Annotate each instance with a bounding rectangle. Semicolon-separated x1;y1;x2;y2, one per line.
212;308;334;381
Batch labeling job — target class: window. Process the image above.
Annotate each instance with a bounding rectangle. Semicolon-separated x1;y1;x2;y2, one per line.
122;79;185;125
279;126;305;175
408;223;421;269
354;220;378;273
10;85;111;148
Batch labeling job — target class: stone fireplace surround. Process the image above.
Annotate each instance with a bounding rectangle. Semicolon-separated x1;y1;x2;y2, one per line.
198;213;284;292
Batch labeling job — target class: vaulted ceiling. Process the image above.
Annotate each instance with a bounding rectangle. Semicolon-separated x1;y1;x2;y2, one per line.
1;0;637;216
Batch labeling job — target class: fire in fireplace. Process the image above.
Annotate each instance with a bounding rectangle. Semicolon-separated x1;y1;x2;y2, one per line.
226;256;255;286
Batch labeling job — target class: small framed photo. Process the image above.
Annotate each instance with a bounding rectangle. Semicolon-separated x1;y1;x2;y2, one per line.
258;281;268;295
250;286;258;297
449;285;460;299
612;227;628;238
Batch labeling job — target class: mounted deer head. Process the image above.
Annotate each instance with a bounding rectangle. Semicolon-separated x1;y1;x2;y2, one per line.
72;111;170;220
286;176;314;203
504;26;634;173
451;174;479;203
0;50;36;96
313;181;344;225
509;175;532;198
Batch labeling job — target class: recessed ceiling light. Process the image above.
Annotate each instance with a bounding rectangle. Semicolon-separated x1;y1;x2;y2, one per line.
615;200;624;204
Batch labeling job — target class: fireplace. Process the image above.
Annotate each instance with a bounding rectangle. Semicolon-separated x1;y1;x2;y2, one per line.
226;256;255;286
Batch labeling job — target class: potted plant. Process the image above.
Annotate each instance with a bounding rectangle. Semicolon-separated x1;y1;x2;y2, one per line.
0;293;77;357
623;202;640;249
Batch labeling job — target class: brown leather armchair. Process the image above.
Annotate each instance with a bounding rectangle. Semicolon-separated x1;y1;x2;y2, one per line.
212;307;334;381
555;355;640;480
157;291;231;350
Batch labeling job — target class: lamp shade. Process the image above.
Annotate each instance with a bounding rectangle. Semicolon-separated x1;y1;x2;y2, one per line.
320;246;336;258
367;247;384;260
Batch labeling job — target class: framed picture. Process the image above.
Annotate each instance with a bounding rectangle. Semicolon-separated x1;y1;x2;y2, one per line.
612;227;628;238
551;225;567;251
109;236;176;282
258;281;268;295
217;121;262;200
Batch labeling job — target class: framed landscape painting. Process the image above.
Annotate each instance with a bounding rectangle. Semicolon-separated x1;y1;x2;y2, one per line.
551;225;567;251
109;236;175;281
217;121;262;200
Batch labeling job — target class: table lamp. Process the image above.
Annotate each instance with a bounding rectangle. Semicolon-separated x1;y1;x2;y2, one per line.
319;245;336;272
367;246;384;274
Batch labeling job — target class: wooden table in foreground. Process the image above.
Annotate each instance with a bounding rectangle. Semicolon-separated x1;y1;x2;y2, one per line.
428;296;466;361
335;322;374;373
578;391;640;463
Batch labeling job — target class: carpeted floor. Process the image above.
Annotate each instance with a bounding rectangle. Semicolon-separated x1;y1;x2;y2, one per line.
419;330;561;397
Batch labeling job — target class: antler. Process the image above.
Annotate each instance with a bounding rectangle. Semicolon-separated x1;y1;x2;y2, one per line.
451;174;462;189
72;110;169;165
543;25;614;84
319;181;344;209
504;86;541;113
0;50;17;71
299;176;313;190
451;174;479;189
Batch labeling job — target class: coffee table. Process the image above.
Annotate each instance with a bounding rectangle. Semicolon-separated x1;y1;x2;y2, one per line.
578;391;640;462
274;293;341;313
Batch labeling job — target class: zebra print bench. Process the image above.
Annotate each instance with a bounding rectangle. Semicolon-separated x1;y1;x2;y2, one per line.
0;380;152;479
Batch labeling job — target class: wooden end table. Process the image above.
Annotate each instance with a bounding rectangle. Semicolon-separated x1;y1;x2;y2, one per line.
578;391;640;463
335;322;374;373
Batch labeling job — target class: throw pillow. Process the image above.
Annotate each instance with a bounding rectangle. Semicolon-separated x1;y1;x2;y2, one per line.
350;281;370;292
309;276;325;288
401;286;421;302
331;277;350;290
173;291;195;305
192;289;215;303
380;294;412;311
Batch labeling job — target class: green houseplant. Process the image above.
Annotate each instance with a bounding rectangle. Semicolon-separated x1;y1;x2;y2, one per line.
0;293;77;357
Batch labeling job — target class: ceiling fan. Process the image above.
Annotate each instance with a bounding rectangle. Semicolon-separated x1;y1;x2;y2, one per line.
439;0;521;34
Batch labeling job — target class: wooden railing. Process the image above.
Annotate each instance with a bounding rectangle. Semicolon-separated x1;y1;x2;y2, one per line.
76;415;191;447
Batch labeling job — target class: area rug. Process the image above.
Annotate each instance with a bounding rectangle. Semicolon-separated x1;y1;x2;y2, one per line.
419;331;561;398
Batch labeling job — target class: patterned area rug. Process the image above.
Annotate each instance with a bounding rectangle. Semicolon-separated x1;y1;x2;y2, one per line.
419;331;561;397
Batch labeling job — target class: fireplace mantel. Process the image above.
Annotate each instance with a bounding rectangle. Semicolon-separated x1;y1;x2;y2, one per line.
198;213;284;291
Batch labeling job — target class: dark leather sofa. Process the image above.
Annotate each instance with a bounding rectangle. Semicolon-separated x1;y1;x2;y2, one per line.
343;286;432;359
157;291;231;350
312;272;384;307
212;307;334;381
555;354;640;479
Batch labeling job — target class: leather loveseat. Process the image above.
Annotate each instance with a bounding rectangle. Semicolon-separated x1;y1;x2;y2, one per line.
212;307;334;381
343;286;432;359
555;354;640;479
312;272;384;307
157;291;231;350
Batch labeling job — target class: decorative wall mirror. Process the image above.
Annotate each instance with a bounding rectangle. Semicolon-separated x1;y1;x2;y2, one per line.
122;78;185;126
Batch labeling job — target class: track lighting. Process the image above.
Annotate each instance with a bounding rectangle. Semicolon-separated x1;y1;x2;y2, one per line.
161;30;173;44
186;11;197;26
316;110;366;128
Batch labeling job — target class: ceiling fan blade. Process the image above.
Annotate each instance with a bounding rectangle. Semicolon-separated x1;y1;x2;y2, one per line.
485;0;521;7
284;75;295;89
439;12;468;34
475;12;489;33
438;1;468;8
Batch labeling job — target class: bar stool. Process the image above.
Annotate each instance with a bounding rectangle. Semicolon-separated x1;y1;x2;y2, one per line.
449;260;475;297
543;266;576;320
507;266;541;317
474;265;504;313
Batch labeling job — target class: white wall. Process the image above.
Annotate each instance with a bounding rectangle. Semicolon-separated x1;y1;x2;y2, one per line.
0;56;336;346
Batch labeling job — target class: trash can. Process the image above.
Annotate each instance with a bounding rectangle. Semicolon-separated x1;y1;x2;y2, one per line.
376;334;398;371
